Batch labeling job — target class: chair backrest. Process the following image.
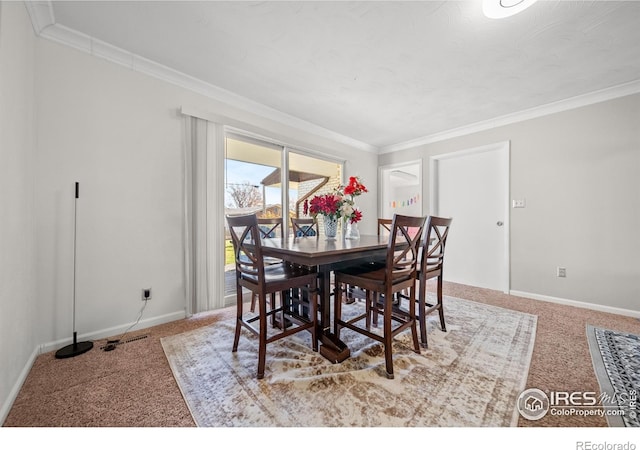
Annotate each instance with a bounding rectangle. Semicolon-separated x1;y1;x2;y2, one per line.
385;214;426;283
377;218;392;236
420;216;452;275
257;217;283;239
291;217;318;237
226;214;265;284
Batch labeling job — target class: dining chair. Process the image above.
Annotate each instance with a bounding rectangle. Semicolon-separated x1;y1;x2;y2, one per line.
257;217;284;239
414;216;453;348
226;214;318;379
333;214;426;379
377;218;392;236
291;217;318;237
344;217;392;303
289;217;319;316
249;217;284;312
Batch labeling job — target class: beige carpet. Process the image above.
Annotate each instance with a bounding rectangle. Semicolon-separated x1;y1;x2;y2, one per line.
161;296;537;427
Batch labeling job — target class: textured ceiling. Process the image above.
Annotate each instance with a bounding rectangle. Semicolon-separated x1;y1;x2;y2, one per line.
48;1;640;150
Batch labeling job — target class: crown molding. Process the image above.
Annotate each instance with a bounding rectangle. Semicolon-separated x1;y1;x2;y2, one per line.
379;79;640;154
24;0;55;34
24;1;640;156
23;1;378;154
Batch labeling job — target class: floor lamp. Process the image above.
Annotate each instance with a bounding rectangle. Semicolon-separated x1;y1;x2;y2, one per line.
55;182;93;359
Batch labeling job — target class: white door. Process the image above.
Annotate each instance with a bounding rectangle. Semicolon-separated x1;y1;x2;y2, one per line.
430;142;509;292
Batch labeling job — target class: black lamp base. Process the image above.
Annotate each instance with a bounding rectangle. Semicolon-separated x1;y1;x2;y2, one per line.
55;340;93;359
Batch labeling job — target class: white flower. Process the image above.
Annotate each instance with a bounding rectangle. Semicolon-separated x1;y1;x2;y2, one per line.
340;202;354;217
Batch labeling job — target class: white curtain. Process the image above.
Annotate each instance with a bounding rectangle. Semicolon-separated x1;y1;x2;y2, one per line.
183;116;225;315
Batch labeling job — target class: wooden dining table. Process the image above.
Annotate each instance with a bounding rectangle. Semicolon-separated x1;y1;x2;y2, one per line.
260;234;389;363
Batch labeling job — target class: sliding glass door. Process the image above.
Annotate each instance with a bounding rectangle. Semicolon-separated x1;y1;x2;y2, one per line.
224;135;283;220
223;133;343;304
287;150;342;237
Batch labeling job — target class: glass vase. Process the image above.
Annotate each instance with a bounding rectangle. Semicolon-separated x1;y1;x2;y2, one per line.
346;221;360;240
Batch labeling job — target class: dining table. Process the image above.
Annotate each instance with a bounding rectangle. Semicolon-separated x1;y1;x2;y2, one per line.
260;234;390;363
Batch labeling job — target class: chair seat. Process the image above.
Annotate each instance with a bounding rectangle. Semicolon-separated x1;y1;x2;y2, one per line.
239;254;281;265
336;266;412;287
240;263;314;284
262;256;283;265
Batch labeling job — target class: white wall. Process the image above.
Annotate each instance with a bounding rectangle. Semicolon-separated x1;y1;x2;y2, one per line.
0;2;38;423
33;34;378;349
379;94;640;313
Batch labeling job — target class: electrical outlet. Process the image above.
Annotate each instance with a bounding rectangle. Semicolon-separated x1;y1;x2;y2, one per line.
512;199;526;208
557;267;566;278
142;287;152;301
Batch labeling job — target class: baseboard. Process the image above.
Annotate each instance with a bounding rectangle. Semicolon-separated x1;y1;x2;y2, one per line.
38;309;187;355
0;346;39;426
509;290;640;319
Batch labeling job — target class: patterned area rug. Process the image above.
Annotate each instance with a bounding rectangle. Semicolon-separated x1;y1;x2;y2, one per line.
161;296;537;427
587;325;640;427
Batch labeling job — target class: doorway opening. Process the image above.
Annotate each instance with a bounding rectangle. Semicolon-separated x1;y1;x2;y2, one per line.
378;160;423;222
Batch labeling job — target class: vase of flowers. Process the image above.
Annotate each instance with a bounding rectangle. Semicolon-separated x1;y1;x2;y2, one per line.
343;176;367;239
324;216;339;239
305;176;367;240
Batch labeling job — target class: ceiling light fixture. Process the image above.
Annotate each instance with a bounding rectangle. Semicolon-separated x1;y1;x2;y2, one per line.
483;0;538;19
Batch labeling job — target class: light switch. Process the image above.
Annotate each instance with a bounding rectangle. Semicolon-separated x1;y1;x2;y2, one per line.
512;199;526;208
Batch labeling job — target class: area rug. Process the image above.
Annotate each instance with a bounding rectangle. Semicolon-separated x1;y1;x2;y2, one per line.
587;325;640;427
161;296;537;427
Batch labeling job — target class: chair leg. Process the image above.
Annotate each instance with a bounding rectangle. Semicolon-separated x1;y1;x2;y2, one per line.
437;275;446;332
372;292;379;327
250;293;257;313
233;284;243;352
257;293;267;380
417;277;428;347
345;284;356;304
310;285;318;352
270;293;278;328
365;289;372;330
333;282;343;338
383;290;394;379
280;290;287;330
409;285;420;354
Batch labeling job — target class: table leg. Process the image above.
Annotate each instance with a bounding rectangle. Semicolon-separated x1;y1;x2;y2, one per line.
317;264;350;363
319;266;331;332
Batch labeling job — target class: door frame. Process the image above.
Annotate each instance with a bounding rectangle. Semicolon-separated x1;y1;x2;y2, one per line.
429;141;510;293
377;159;423;219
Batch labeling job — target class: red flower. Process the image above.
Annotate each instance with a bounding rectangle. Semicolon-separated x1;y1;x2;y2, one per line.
350;209;362;224
309;194;342;218
306;176;367;224
344;176;367;197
